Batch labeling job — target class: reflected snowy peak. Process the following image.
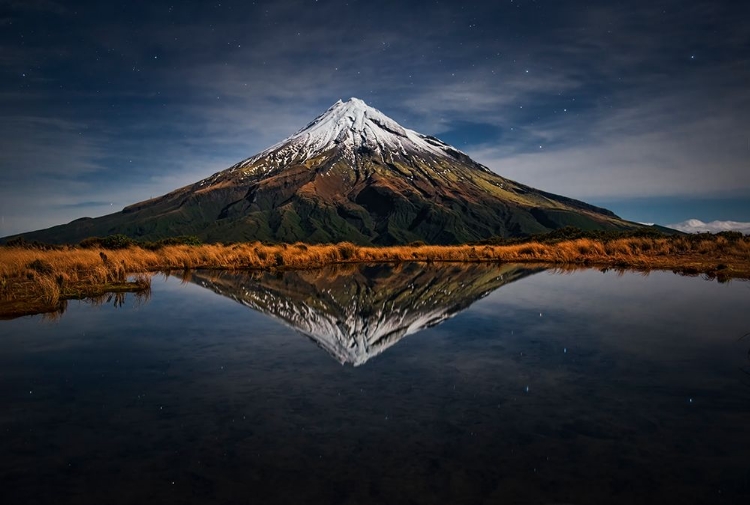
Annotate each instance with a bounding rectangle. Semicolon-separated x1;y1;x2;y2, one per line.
189;263;542;365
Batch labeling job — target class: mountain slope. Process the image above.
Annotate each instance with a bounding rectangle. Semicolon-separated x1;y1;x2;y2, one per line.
187;262;543;366
6;98;640;245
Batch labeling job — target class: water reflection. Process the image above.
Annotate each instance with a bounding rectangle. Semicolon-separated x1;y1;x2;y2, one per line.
0;284;152;321
1;266;749;504
740;332;750;386
186;263;544;365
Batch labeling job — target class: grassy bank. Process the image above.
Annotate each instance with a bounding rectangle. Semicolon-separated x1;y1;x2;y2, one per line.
1;233;749;318
0;250;151;318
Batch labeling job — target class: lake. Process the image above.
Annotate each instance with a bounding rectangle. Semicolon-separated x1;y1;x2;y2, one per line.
1;263;748;504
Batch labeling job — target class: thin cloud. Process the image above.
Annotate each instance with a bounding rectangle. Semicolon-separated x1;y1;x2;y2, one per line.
466;70;750;200
667;219;750;234
0;116;109;179
55;200;114;209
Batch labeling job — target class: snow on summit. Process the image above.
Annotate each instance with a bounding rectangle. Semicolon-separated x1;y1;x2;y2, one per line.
239;97;465;167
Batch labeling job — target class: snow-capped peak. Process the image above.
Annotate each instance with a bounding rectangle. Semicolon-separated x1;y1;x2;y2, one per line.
291;96;411;150
188;265;539;366
239;97;467;168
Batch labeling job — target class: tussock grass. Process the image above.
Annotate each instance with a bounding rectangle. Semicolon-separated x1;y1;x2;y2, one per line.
1;235;748;276
0;247;152;318
1;233;749;318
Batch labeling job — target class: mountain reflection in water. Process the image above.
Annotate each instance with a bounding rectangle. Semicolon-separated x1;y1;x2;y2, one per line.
186;263;544;365
2;266;749;504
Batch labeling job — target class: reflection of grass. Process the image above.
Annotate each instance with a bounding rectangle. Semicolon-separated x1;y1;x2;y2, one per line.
1;234;749;317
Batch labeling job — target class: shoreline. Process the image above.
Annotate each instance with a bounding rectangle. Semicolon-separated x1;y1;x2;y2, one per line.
2;236;749;318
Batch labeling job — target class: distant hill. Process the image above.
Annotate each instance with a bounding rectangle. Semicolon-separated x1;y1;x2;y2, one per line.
4;98;642;245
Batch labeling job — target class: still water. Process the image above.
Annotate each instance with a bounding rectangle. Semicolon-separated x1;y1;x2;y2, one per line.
1;263;748;504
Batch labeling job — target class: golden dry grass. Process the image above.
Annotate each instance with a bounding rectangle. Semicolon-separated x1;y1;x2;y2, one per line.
1;236;749;318
0;247;151;318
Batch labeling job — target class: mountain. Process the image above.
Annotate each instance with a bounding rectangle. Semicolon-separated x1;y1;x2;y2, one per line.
5;97;640;245
186;262;543;366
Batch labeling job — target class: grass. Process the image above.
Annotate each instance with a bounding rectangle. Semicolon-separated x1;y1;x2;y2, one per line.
1;232;749;318
0;249;151;318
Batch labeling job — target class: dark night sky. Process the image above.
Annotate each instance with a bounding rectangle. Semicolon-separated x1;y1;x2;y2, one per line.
1;0;748;236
